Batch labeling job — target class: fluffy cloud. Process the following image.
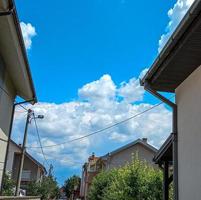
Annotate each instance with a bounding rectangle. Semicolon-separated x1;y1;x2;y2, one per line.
13;73;171;168
118;78;144;103
158;0;195;52
20;22;36;50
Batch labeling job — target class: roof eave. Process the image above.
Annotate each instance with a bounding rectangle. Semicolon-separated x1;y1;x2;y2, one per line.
102;139;157;158
153;133;173;164
141;0;201;91
11;0;37;104
11;140;46;173
0;0;37;104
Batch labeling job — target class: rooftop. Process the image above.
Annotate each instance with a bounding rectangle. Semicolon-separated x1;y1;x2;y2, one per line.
141;0;201;92
0;0;36;102
11;140;46;174
102;138;157;159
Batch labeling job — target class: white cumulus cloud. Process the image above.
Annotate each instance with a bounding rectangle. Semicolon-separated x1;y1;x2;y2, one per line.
20;22;36;50
12;72;172;168
158;0;195;52
118;78;144;103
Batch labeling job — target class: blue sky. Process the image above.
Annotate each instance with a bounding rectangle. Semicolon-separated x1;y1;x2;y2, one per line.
13;0;194;185
16;0;174;103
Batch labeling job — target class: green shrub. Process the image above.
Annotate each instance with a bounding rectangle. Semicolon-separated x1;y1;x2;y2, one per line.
26;176;59;199
88;158;164;200
63;175;81;198
88;169;117;200
2;172;15;196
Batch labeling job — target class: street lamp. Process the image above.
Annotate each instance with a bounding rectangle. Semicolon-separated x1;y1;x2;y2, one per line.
15;109;44;196
37;115;44;119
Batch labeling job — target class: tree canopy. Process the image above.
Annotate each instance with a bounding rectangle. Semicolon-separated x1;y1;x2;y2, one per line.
2;173;15;196
26;165;59;200
63;175;81;198
88;157;165;200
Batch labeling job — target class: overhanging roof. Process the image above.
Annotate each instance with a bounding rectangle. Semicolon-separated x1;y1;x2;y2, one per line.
141;0;201;92
11;140;46;174
102;138;157;159
0;0;37;103
153;134;173;164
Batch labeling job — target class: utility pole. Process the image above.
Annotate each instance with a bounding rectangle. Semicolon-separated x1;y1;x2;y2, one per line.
15;109;33;196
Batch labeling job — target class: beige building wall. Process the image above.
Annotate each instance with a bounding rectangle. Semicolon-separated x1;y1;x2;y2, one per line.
176;65;201;200
12;154;40;183
6;141;21;173
105;143;156;170
0;59;16;187
6;141;45;187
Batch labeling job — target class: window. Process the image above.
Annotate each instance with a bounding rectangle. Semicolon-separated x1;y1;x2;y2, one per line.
21;170;31;181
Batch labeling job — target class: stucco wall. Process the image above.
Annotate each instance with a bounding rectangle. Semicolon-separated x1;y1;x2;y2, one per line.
106;143;156;170
12;153;39;183
176;65;201;200
0;57;16;187
6;141;21;173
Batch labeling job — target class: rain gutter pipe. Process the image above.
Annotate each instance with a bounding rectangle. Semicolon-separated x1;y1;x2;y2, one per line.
143;80;178;200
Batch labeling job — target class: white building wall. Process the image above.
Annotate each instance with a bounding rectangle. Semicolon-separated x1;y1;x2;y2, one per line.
176;65;201;200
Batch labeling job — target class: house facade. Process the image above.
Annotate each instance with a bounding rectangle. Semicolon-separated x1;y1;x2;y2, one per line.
141;1;201;199
6;140;46;188
0;0;37;190
80;138;157;200
102;138;157;170
80;153;103;200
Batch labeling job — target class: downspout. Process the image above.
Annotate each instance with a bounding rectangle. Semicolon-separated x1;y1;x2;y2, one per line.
143;81;178;200
0;99;35;195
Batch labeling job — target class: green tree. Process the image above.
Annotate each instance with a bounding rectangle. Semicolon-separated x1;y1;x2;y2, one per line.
26;165;59;200
1;172;15;196
63;175;81;198
88;169;117;200
88;158;165;200
25;180;39;196
26;176;59;200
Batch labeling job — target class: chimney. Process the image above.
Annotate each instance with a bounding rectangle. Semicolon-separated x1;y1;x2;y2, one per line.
142;138;148;143
88;152;95;161
91;152;95;159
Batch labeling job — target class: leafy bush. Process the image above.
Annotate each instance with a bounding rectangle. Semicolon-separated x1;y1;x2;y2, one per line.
2;172;15;196
26;175;59;199
63;175;81;198
88;157;164;200
88;169;117;200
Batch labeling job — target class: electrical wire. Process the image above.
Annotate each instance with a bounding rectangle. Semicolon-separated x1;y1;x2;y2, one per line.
0;84;28;111
0;81;173;152
0;84;50;167
18;104;28;111
27;100;165;149
32;113;50;167
28;149;83;165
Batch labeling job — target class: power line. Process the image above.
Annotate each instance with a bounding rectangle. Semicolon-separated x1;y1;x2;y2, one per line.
29;148;76;157
28;149;83;165
0;84;28;111
27;100;165;149
18;104;28;111
1;79;173;150
32;113;50;167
